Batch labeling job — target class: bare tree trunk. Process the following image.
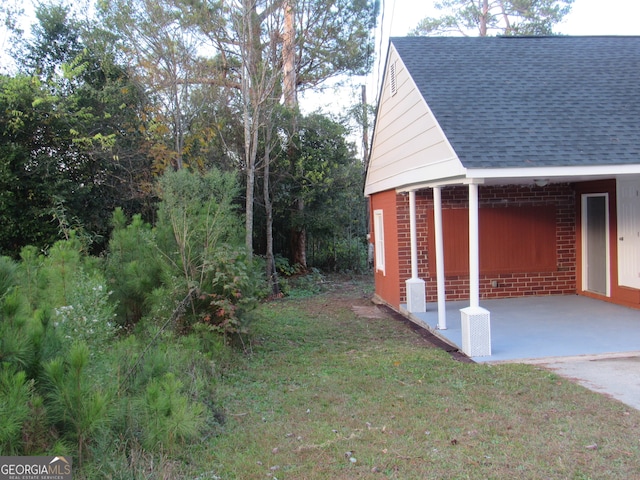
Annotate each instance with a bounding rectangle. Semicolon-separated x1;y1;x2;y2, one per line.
282;0;307;270
283;0;296;107
241;0;261;258
497;0;513;34
479;0;489;36
290;197;307;268
263;125;280;296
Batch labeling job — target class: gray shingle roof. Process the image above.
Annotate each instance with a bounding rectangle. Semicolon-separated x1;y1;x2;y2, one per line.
391;36;640;169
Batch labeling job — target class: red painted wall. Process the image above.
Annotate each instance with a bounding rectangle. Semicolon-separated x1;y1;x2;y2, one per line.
369;190;401;309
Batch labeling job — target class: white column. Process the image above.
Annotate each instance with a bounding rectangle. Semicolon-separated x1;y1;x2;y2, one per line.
433;186;447;330
406;190;426;313
468;183;480;308
460;182;491;357
409;190;419;279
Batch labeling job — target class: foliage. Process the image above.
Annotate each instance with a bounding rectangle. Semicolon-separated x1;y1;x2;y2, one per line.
195;246;259;338
0;255;18;298
44;342;113;467
410;0;575;37
265;112;368;271
156;168;242;286
0;278;42;377
0;74;66;255
294;0;380;86
41;237;83;308
155;168;261;337
53;271;119;355
0;4;154;258
0;365;35;455
139;372;205;452
308;234;369;273
105;209;167;326
17;246;45;310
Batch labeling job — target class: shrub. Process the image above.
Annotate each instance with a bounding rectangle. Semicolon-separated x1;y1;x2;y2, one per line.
105;209;167;326
52;271;119;356
43;342;113;467
139;373;205;453
0;365;35;455
0;255;18;298
195;247;259;338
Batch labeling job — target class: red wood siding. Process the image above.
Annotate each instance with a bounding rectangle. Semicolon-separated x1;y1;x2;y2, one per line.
426;206;557;275
369;190;401;308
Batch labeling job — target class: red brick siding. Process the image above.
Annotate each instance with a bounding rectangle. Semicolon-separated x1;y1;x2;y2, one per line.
395;184;576;304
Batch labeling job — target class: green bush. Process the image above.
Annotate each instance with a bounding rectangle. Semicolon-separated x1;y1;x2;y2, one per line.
105;209;168;326
0;255;18;298
194;247;259;338
43;342;113;467
52;271;119;356
0;365;35;454
139;372;205;453
42;237;84;307
155;168;262;339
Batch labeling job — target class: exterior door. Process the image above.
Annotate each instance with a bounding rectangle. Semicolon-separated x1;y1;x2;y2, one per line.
617;177;640;289
582;194;609;296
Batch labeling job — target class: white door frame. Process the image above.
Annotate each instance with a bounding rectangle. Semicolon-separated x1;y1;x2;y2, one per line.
581;193;610;297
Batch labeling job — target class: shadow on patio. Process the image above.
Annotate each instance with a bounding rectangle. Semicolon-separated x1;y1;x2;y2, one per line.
402;295;640;363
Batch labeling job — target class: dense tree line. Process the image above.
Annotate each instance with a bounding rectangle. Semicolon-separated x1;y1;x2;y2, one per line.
0;0;376;277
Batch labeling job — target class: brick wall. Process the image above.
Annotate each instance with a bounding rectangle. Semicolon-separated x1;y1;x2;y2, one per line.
396;184;577;304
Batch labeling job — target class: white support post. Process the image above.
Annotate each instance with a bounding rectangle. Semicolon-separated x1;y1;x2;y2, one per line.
433;186;447;330
460;182;491;357
406;190;426;313
409;190;419;279
468;183;480;308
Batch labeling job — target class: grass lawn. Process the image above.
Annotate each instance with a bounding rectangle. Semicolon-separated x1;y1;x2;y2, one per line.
203;275;640;479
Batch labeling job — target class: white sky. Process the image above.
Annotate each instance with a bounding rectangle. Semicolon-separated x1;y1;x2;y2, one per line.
383;0;640;38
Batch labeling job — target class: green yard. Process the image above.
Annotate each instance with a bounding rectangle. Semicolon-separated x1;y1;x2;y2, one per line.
202;276;640;479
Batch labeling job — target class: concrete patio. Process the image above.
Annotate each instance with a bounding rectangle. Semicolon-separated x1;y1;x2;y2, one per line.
402;295;640;363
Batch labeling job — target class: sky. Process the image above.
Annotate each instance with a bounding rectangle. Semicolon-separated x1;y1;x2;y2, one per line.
382;0;640;38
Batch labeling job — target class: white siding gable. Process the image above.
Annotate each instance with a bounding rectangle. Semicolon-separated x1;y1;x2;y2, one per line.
364;46;465;196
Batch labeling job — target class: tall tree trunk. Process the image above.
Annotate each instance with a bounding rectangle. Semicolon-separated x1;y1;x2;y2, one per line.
263;125;279;296
242;0;261;258
290;197;307;268
283;0;296;107
479;0;489;36
282;0;307;270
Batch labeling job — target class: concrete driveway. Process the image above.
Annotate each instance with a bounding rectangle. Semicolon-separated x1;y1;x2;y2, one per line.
523;352;640;411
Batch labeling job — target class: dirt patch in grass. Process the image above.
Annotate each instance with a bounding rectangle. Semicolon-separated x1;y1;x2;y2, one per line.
204;274;640;479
